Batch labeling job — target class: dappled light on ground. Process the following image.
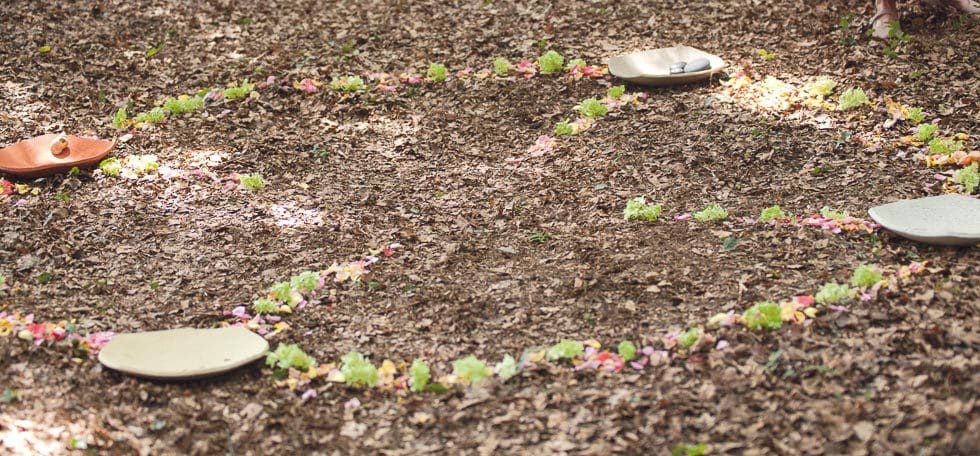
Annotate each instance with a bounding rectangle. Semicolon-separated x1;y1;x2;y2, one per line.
1;415;72;455
268;202;323;228
715;69;837;128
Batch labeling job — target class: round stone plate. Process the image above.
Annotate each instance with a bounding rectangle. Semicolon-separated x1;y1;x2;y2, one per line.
98;327;269;380
608;46;726;87
868;194;980;246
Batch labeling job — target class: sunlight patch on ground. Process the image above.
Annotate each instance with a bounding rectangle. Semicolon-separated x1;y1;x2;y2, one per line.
0;415;71;455
184;149;228;168
715;69;839;129
338;114;423;159
268;201;323;228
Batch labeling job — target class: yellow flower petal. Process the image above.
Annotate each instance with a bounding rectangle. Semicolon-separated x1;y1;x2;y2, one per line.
326;370;345;383
526;350;546;363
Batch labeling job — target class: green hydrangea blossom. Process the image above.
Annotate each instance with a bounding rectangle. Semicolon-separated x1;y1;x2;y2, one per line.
565;58;586;70
330;76;365;92
677;327;703;349
758;205;787;222
914;123;939;142
290;271;320;294
538;50;565;75
240;173;266;190
493;57;512;76
269;281;297;306
693;204;728;222
838;87;868;111
426;63;448;82
252;298;280;314
494;355;519;381
452;356;491;385
574;97;608;119
340;351;379;388
954;163;978;194
623;197;663;222
742;302;783;330
807;77;836;97
928;138;963;155
223;80;254;100
617;341;637;361
850;265;883;288
820;206;847;220
905;107;925;125
607;85;626;100
546;339;584;361
126;155;159;175
135;107;167;124
163;96;204;116
111;107;128;129
266;343;316;371
814;282;854;305
99;157;121;177
408;359;430;392
555;120;574;136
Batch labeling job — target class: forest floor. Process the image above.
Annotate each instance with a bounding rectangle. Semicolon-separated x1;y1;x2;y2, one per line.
1;0;978;454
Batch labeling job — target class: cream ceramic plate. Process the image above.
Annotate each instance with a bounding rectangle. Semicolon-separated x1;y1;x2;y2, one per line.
608;46;726;87
99;327;269;380
868;194;980;246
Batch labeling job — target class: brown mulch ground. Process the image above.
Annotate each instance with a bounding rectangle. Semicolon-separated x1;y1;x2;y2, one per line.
1;0;978;454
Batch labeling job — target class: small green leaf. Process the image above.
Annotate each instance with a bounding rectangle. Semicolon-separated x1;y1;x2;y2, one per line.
672;443;708;456
68;437;88;450
765;348;784;372
426;383;449;393
722;237;738;251
1;389;18;404
527;232;550;243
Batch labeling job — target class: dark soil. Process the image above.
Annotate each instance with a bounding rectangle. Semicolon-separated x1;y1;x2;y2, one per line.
1;0;978;454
